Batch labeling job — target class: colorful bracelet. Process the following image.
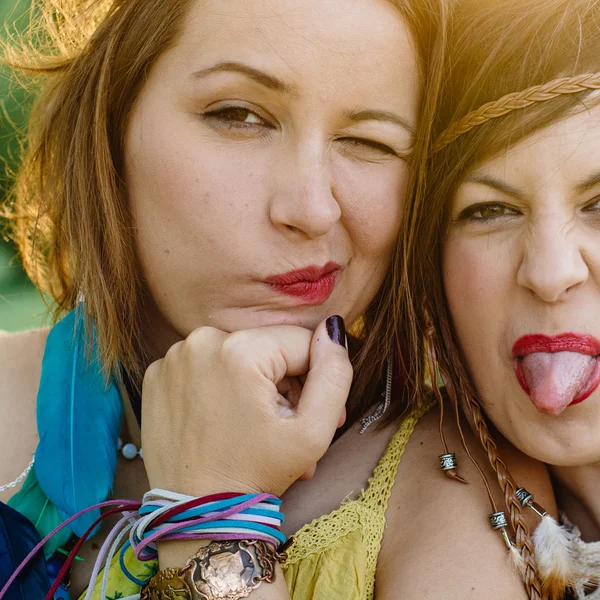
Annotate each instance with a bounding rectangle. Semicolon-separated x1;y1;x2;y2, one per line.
0;489;288;600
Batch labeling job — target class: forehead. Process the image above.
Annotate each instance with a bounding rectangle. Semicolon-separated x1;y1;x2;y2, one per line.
161;0;420;112
471;102;600;189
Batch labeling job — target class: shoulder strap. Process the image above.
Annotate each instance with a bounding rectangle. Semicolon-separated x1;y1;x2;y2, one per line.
361;401;433;513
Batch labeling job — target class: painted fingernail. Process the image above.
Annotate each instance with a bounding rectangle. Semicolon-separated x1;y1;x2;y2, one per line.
326;315;346;348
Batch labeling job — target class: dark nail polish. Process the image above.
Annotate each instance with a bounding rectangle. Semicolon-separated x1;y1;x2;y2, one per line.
326;315;346;348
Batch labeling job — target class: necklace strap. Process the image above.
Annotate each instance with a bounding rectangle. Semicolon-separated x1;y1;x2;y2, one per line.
0;457;35;493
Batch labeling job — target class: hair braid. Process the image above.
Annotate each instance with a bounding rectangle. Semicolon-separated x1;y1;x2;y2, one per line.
460;381;543;600
432;72;600;153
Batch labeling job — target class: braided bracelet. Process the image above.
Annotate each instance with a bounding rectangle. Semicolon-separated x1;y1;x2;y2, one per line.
1;489;289;600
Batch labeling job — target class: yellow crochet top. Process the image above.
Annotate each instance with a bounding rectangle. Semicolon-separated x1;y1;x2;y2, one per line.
80;401;430;600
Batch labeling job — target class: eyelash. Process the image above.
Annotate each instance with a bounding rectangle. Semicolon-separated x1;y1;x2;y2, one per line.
202;106;398;156
337;137;398;157
203;106;275;130
455;202;520;223
582;196;600;212
456;196;600;224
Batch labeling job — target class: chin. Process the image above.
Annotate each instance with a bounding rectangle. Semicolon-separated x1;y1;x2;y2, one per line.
510;424;600;468
206;308;334;333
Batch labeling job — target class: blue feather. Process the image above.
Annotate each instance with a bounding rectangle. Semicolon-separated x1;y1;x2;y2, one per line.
0;501;50;600
34;308;122;537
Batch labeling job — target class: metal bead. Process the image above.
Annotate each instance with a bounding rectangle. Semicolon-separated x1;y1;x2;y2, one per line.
439;453;458;471
489;511;508;530
515;487;547;517
122;443;139;460
515;487;533;507
139;448;144;460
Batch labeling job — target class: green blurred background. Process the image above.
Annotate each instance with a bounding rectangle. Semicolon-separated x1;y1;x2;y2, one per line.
0;0;49;332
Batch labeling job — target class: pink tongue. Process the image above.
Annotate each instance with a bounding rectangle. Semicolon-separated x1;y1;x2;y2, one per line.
520;352;596;415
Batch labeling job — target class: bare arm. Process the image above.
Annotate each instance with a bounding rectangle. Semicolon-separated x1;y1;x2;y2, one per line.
0;329;47;504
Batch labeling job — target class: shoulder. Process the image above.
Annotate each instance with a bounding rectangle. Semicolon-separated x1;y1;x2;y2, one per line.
376;401;555;599
0;328;48;503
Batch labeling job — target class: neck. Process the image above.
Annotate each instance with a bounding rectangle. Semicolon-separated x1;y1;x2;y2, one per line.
550;462;600;542
120;378;143;448
139;291;186;366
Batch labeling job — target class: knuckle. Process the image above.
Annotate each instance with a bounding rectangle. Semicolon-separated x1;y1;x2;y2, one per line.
143;359;161;385
187;326;223;348
163;340;184;363
326;355;354;387
219;330;256;366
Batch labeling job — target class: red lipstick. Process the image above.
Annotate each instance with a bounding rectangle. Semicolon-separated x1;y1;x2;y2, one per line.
265;262;341;305
512;333;600;413
512;333;600;357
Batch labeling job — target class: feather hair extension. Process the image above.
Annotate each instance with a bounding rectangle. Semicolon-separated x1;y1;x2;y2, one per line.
34;308;122;537
533;514;578;599
7;470;71;560
508;544;527;581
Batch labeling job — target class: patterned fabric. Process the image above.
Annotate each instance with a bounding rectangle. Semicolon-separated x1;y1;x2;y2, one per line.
77;402;432;600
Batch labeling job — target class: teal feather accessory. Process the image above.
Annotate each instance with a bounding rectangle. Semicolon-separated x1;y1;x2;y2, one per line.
7;470;71;560
32;307;122;538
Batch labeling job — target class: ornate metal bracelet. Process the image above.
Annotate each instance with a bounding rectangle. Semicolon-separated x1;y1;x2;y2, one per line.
140;539;288;600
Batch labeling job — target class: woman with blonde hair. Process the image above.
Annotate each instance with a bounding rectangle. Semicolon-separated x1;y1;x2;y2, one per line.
401;0;600;597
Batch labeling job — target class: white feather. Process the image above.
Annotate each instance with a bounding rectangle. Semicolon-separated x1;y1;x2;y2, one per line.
508;545;527;581
533;515;578;598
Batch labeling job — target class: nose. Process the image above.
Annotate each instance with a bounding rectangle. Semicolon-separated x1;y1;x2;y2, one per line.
269;140;341;240
517;214;588;303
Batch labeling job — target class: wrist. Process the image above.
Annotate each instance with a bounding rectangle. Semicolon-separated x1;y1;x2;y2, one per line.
142;539;287;600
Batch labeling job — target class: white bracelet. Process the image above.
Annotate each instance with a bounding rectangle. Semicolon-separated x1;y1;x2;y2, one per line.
0;456;35;493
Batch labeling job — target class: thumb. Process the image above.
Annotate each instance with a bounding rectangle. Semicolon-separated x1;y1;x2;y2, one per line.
298;316;353;426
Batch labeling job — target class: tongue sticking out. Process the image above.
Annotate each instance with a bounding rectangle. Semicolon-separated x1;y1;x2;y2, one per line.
519;352;596;415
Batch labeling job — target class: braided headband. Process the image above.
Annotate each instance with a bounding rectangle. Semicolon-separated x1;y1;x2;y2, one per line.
432;72;600;154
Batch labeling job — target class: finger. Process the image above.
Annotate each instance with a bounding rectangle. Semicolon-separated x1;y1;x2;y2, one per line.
276;376;303;409
298;464;318;481
221;326;313;383
298;316;353;424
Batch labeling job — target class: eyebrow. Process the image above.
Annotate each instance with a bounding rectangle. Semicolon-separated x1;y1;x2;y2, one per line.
344;108;416;137
574;170;600;195
464;174;523;199
467;170;600;197
191;61;295;95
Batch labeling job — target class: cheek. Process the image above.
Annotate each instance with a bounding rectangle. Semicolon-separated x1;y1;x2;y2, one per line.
334;158;407;258
125;109;270;280
443;236;509;370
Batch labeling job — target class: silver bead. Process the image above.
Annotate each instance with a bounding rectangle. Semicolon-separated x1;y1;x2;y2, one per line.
122;443;139;460
139;448;144;460
489;511;508;530
515;487;547;517
515;487;533;507
439;453;458;471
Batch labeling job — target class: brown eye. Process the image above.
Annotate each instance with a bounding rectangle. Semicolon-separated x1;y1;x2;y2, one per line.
477;205;509;219
457;202;520;223
203;106;274;129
